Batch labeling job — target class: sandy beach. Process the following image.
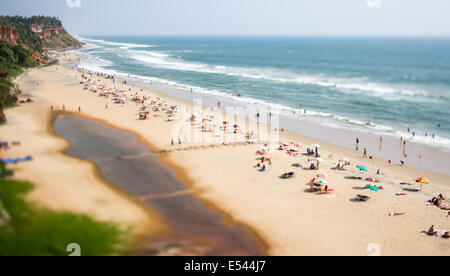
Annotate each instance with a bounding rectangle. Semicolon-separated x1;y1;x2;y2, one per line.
2;51;449;256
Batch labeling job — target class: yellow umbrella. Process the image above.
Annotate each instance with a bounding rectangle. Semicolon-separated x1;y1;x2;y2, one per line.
415;177;429;184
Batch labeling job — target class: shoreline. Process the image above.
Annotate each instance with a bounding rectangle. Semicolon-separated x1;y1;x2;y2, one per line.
71;47;450;176
5;50;449;255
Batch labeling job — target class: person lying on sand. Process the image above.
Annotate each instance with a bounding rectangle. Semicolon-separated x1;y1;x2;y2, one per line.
355;195;370;202
335;163;346;171
442;232;450;239
389;212;405;217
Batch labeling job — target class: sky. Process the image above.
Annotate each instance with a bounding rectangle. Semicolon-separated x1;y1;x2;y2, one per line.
1;0;450;37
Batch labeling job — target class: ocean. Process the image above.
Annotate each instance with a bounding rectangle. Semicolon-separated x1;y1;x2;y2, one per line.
75;36;450;153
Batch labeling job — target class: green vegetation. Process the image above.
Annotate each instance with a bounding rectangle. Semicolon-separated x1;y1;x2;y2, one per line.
0;16;81;111
0;177;130;256
0;41;38;109
0;16;44;110
0;16;63;53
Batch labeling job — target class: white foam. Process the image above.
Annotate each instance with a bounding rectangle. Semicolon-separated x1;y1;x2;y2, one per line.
123;50;433;103
72;49;450;151
78;37;153;49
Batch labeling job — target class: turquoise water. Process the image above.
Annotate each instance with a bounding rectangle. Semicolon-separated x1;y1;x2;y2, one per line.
76;36;450;151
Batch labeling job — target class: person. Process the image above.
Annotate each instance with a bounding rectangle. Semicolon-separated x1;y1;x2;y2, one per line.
356;138;359;151
336;163;345;171
443;232;450;239
309;163;316;170
389;212;405;217
363;148;368;158
379;136;383;151
426;225;437;236
377;169;381;175
171;139;174;146
78;106;81;113
62;105;65;111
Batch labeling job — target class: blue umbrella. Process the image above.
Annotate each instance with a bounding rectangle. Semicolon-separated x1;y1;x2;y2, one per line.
364;185;379;192
356;165;368;172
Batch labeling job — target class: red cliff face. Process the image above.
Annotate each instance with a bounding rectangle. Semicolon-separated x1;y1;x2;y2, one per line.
37;27;64;39
0;25;19;45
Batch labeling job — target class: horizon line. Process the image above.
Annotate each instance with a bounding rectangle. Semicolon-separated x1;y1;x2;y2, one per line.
76;34;450;39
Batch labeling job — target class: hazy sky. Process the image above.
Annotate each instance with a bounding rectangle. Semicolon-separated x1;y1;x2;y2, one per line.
2;0;450;37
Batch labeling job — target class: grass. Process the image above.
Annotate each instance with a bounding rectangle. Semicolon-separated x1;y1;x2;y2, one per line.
0;177;130;256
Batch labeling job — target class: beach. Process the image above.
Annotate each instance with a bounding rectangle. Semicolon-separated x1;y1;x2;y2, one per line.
3;50;449;256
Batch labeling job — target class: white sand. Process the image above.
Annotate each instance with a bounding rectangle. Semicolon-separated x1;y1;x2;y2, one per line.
2;51;449;256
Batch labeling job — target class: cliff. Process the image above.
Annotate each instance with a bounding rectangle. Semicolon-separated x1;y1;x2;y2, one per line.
37;27;83;50
0;16;82;121
0;25;19;46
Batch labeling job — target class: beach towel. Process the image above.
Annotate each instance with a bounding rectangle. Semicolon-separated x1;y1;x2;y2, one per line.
1;156;33;164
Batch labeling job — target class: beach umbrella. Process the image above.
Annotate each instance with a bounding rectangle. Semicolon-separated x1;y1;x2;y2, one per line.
364;185;379;192
314;179;328;185
415;177;429;184
356;165;368;172
365;177;376;182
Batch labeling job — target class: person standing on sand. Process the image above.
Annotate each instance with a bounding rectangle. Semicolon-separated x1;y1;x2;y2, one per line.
62;105;65;111
356;138;360;151
379;136;383;151
78;107;81;113
363;148;368;158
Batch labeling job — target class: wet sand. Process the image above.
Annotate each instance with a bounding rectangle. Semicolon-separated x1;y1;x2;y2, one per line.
54;114;266;256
